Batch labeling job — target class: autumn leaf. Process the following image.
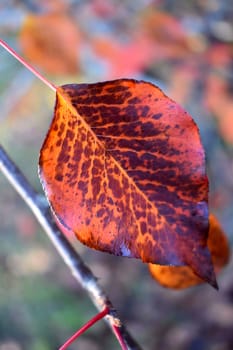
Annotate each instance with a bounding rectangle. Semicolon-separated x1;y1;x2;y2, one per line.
148;214;229;289
92;35;154;78
204;45;233;144
20;13;80;75
139;8;191;60
39;79;217;287
167;64;197;105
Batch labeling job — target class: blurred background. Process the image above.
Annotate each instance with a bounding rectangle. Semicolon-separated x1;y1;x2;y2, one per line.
0;0;233;349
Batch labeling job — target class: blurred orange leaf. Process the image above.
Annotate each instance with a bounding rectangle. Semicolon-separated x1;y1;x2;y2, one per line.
39;79;217;287
205;74;233;144
168;63;197;104
92;35;154;78
139;8;191;60
149;214;230;289
204;44;233;144
20;13;80;75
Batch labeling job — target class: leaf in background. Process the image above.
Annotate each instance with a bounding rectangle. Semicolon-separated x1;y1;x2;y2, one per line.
20;13;80;75
39;79;216;287
92;35;154;78
167;64;197;105
139;8;191;60
204;45;233;145
148;214;230;289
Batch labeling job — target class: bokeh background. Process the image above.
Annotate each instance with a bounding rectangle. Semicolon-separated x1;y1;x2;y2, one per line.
0;0;233;349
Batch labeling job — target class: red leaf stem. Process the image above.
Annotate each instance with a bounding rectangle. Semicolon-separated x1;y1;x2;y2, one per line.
0;39;57;92
59;307;109;350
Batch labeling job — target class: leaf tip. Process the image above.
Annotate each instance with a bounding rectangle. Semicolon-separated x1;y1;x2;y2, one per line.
211;279;219;291
207;271;219;290
197;263;219;290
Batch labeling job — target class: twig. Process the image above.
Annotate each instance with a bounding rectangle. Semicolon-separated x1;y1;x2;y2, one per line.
0;144;143;350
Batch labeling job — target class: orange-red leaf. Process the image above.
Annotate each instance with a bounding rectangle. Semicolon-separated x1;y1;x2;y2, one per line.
92;35;154;78
39;79;216;286
148;214;230;289
20;13;80;75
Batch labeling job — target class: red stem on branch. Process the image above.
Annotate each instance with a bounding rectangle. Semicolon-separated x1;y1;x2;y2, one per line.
59;307;110;350
112;324;129;350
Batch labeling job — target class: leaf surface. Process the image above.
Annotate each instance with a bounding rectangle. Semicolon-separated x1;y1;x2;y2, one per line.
149;214;229;289
39;79;216;286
